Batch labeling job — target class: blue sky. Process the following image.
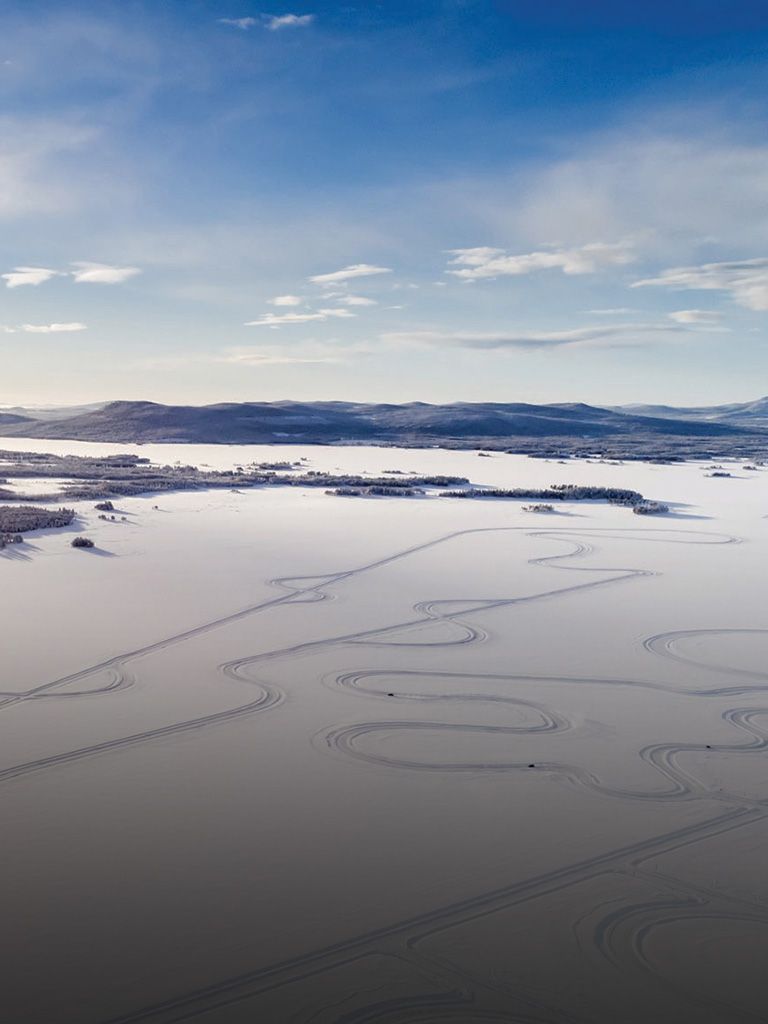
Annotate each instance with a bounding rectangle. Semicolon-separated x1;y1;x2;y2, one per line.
2;0;768;406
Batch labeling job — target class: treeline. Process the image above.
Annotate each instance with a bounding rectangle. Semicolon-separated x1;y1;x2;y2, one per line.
327;485;420;497
2;448;677;514
59;473;468;500
438;485;645;504
0;505;75;533
279;473;465;489
2;449;470;501
632;501;669;515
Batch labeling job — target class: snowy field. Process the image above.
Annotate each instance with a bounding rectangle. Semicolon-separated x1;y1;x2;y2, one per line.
2;440;768;1024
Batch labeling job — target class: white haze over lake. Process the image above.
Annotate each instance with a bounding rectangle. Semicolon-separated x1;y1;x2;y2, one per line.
2;441;768;1023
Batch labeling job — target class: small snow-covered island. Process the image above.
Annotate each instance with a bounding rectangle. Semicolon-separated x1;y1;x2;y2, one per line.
0;445;677;554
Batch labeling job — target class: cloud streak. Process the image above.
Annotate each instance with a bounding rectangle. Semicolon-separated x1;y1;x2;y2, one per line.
2;266;60;288
140;341;357;370
219;14;314;31
3;263;140;287
221;348;338;366
263;14;315;31
446;242;634;281
382;322;690;351
634;258;768;311
71;262;141;284
218;17;259;29
309;263;392;285
245;308;356;327
668;309;724;325
335;294;378;306
21;322;87;333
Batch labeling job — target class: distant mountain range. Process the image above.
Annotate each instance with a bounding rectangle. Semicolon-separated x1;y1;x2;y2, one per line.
615;397;768;430
0;402;107;423
0;412;31;426
2;397;768;445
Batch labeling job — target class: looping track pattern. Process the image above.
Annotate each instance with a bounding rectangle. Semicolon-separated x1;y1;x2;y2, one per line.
6;523;768;1024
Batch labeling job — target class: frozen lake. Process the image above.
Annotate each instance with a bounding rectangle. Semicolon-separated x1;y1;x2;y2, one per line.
2;441;768;1023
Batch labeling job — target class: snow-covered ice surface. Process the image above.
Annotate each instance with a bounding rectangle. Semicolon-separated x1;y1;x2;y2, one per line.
2;441;768;1024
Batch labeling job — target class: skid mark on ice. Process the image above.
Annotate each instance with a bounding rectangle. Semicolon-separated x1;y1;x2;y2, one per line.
586;889;768;1023
301;533;768;808
0;526;727;785
321;669;768;807
222;528;733;680
0;683;282;784
644;628;768;680
6;523;767;1023
2;529;759;811
99;809;763;1024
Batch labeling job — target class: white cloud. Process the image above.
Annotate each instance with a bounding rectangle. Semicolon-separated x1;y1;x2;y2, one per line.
246;311;326;327
336;294;378;306
268;294;303;306
3;263;141;288
71;262;141;284
218;17;259;29
21;322;87;333
634;259;768;311
219;13;314;31
668;309;724;325
141;341;354;369
586;307;638;315
317;307;356;318
263;14;315;31
2;266;60;288
245;307;356;328
382;322;689;351
309;263;392;285
221;348;339;366
446;242;634;281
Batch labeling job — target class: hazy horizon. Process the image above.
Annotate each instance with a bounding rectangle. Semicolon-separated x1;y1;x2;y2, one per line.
4;391;768;412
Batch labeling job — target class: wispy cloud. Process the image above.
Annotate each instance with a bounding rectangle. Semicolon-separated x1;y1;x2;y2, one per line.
668;309;724;325
336;294;378;306
446;242;635;281
500;125;768;262
0;117;100;221
263;14;315;31
268;294;303;306
2;266;60;288
309;263;392;285
71;262;141;284
219;14;314;31
633;258;768;311
245;308;356;327
3;263;140;288
140;342;355;370
221;347;339;366
246;312;326;327
382;322;689;351
585;307;638;316
21;322;87;333
218;17;259;29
